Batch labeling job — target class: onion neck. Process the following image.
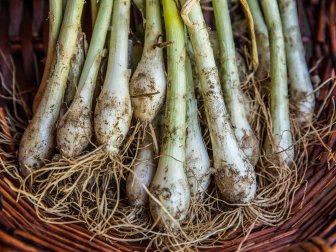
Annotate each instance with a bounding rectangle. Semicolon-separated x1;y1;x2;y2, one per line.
103;0;131;94
76;0;113;92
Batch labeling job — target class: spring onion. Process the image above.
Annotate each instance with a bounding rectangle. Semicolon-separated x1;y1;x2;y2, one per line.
94;0;132;156
126;133;156;206
18;0;85;176
279;0;315;126
185;55;211;197
261;0;294;166
213;0;260;165
149;0;190;228
247;0;271;80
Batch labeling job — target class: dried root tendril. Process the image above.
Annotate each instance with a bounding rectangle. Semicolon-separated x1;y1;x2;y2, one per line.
240;0;259;70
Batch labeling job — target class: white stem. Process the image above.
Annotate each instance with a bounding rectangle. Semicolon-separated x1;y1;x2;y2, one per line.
209;31;251;116
185;56;211;197
149;0;190;229
62;32;87;112
129;0;166;123
126;134;156;206
94;0;132;156
57;52;103;157
33;0;63;113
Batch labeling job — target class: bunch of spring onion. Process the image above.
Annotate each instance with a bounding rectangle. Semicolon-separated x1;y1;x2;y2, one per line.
19;0;131;170
57;0;113;158
15;0;315;237
18;0;135;233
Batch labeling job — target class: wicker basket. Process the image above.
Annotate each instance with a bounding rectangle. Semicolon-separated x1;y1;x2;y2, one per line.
0;0;335;251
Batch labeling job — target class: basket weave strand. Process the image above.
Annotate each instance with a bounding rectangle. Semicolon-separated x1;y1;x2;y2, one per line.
0;0;335;251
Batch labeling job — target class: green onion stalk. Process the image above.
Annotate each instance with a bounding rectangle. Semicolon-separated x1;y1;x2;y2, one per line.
149;0;190;229
213;0;260;166
180;0;256;204
33;0;63;112
208;31;250;100
71;0;132;229
94;0;132;158
19;0;85;176
261;0;294;166
279;0;315;126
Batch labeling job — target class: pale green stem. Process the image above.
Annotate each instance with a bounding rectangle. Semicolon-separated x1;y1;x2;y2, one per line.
143;0;162;53
104;1;130;93
162;1;186;162
77;0;113;92
261;0;294;165
185;54;211;196
213;0;259;165
279;0;315;125
33;0;63;112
